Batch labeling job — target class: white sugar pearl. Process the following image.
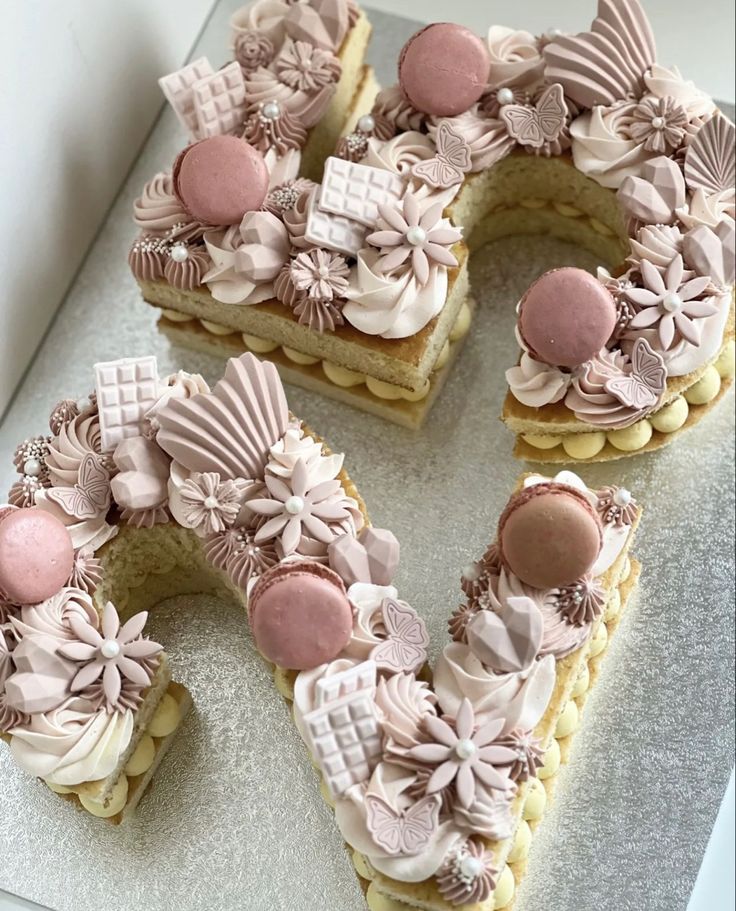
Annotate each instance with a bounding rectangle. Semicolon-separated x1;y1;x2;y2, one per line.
545;28;563;41
651;116;665;129
662;292;682;312
496;87;514;106
455;738;476;760
101;640;120;659
23;458;42;477
204;496;219;510
357;114;375;133
405;226;427;246
613;488;631;507
262;101;281;120
285;495;304;515
169;243;189;263
459;856;484;880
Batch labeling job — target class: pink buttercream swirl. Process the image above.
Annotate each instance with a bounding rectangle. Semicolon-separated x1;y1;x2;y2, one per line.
507;352;571;408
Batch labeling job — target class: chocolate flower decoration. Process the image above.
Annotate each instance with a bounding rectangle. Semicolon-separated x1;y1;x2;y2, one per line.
249;457;355;555
627;96;688;153
437;838;498;907
59;602;162;711
179;471;243;536
290;249;349;300
367;193;461;287
626;256;717;349
409;698;517;808
276;39;341;92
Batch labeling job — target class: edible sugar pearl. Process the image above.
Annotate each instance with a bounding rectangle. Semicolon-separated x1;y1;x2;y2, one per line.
406;226;427;246
262;101;281;120
651;116;665;129
613;488;632;507
545;28;563;41
459;856;484;881
204;496;219;510
496;87;514;106
285;496;304;515
662;292;682;312
101;640;120;659
23;458;41;477
170;243;189;262
357;114;375;133
455;738;476;760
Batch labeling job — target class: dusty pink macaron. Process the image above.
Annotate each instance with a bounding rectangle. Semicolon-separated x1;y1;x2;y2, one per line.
398;23;491;117
248;561;354;670
518;267;617;369
173;135;269;226
497;482;603;590
0;508;74;604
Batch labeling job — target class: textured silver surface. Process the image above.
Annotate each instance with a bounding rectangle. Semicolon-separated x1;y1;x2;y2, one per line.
0;5;734;911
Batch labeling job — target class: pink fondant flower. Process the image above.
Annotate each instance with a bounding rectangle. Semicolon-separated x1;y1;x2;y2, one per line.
179;471;244;536
290;249;350;300
409;698;517;808
626;255;717;349
59;602;162;711
627;96;688;153
234;29;274;72
248;457;355;555
367;194;461;287
276;39;341;92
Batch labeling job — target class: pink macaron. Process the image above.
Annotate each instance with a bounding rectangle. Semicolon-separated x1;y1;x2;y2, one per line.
398;23;491;117
497;483;603;590
248;561;354;670
518;267;618;369
0;508;74;604
173;135;270;226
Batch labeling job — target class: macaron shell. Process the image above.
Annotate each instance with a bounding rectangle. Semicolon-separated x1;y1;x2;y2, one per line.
249;562;353;670
398;24;491;117
0;508;74;604
498;484;603;589
172;135;269;226
519;268;618;369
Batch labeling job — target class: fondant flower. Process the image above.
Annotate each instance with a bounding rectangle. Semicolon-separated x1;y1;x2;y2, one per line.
626;256;717;349
234;29;274;72
249;457;356;555
179;472;243;536
409;698;517;807
59;602;162;711
552;575;606;626
275;39;341;92
437;838;498;907
292;296;345;333
627;96;688;153
596;485;638;527
367;194;461;287
290;249;349;300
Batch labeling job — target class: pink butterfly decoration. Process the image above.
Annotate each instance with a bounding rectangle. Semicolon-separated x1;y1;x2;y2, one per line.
500;84;568;149
605;339;667;410
365;793;440;856
370;598;429;674
46;453;111;520
411;122;472;190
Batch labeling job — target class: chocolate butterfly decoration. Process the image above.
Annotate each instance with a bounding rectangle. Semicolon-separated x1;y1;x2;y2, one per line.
46;453;111;520
605;338;667;410
370;598;429;674
411;122;472;189
500;84;568;150
543;0;657;108
365;793;440;856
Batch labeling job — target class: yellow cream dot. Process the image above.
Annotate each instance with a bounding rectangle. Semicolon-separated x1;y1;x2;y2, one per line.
684;366;721;405
714;340;735;379
507;820;532;864
589;622;609;658
493;865;516;909
322;360;365;387
450;302;473;341
242;333;279;353
650;396;688;433
434;341;451;370
281;346;320;366
554;202;583;218
607;420;653;452
45;780;75;794
523;777;546;820
365;376;404;400
555;701;579;739
523;433;563;450
605;588;622;622
124;734;156;777
572;664;590;698
79;775;128;818
352;851;375;881
538;737;560;780
147;694;180;739
562;432;607;460
519;197;546;209
402;380;431;402
161;308;193;323
200;319;234;336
